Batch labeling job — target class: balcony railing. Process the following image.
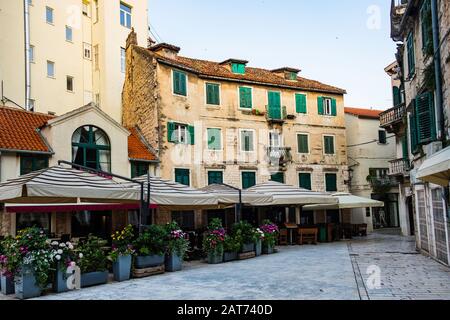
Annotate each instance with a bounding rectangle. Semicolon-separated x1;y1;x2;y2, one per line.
266;147;292;165
368;176;398;190
380;103;406;129
266;105;287;123
389;158;410;176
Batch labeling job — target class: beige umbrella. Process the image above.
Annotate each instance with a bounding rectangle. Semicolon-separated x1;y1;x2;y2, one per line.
303;192;384;211
200;184;273;205
417;146;450;187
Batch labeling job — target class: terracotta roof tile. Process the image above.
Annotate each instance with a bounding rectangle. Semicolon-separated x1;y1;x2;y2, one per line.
344;107;384;119
149;50;346;95
128;127;158;162
0;106;53;153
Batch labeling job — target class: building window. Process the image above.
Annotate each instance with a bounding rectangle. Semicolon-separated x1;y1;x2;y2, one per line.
47;61;55;78
207;128;222;150
242;171;256;189
17;213;51;234
239;87;252;109
173;70;187;96
240;130;254;152
421;0;433;54
66;76;74;92
270;172;284;184
94;45;99;70
295;93;307;114
46;6;54;24
83;43;92;60
299;173;312;190
378;130;387;144
323;135;335;155
29;45;34;63
269;131;282;148
415;91;436;144
406;31;415;77
324;98;332;115
72;125;111;172
168;122;194;145
120;2;132;28
171;211;195;231
208;171;223;185
325;173;337;192
20;154;49;175
175;169;190;186
121;47;126;73
206;83;220;105
131;162;149;178
318;97;337;116
65;25;73;42
231;63;245;74
297;133;309;154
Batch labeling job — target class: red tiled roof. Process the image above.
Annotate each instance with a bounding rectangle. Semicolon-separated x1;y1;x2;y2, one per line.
128;127;158;162
344;107;384;119
145;48;346;95
0;106;53;153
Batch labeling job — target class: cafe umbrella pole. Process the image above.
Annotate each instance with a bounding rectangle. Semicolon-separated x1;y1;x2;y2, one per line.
219;183;242;223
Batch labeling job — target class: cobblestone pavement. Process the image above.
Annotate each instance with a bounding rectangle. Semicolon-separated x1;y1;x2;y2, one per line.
1;233;450;300
349;233;450;300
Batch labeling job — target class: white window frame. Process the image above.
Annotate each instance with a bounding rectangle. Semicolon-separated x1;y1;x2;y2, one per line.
46;60;55;78
323;98;333;116
83;43;92;60
46;6;54;25
297;132;310;155
239;129;256;153
66;76;74;92
269;130;283;148
237;86;254;111
171;69;189;98
29;45;35;63
121;47;126;73
65;25;73;42
323;134;336;155
174;123;189;145
240;170;258;189
204;82;221;107
120;2;132;29
206;127;223;151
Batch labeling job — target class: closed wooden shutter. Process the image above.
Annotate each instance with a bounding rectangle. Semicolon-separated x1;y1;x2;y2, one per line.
239;87;252;109
317;96;324;115
415;92;436;144
407;32;415;76
188;125;195;145
409;113;419;154
299;173;312;190
325;174;337;192
242;172;256;189
207;128;221;150
175;169;190;186
297;134;309;153
206;83;220;105
331;98;337;116
167;122;175;142
208;171;223;185
295;94;307;114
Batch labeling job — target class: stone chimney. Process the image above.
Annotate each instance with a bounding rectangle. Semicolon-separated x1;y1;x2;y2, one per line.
126;28;138;50
149;43;180;59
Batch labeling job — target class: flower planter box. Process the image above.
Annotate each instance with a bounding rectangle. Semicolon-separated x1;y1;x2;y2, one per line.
80;271;108;288
255;240;262;256
14;271;41;300
53;267;70;293
135;255;165;269
241;243;255;253
207;252;223;264
0;274;15;295
113;255;132;282
223;252;238;262
263;244;275;254
165;253;183;272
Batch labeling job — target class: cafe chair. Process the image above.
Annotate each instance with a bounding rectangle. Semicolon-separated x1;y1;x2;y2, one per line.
278;229;288;246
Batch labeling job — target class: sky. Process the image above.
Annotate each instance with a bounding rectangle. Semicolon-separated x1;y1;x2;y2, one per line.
147;0;397;110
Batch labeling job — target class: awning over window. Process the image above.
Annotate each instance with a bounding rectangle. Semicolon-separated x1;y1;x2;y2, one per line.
417;146;450;187
302;193;384;211
200;184;273;205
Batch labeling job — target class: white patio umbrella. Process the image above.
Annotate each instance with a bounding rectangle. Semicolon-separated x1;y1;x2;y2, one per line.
200;184;273;205
246;181;338;206
417;146;450;187
0;166;141;203
132;175;219;208
302;192;384;211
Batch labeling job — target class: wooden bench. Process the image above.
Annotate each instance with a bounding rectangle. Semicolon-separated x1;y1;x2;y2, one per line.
297;227;318;245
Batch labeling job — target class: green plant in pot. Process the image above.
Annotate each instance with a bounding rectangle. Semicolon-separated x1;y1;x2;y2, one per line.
75;235;109;288
231;221;257;253
133;224;168;269
0;236;15;295
202;218;226;264
260;220;279;254
223;235;240;262
109;225;135;282
164;221;189;272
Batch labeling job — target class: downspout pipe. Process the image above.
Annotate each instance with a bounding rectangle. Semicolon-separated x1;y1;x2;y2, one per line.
24;0;31;111
431;0;444;140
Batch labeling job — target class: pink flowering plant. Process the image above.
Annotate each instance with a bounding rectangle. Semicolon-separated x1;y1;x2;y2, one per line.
260;220;279;247
109;225;135;262
202;218;226;256
165;221;189;258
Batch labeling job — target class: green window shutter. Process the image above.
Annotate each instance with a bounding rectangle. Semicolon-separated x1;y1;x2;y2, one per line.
208;171;223;185
242;172;256;189
175;169;190;186
421;0;433;52
207;128;221;150
268;91;281;119
188;125;195;145
331;98;337;116
295;94;307;114
232;63;245;74
270;172;284;183
239;87;252;109
402;134;409;160
206;83;220;105
409;113;419;154
415;92;436;144
173;70;187;96
407;32;415;77
173;71;180;93
379;130;387;144
317;96;324;115
393;86;401;106
20;155;49;176
299;173;312;190
297;134;309;153
167;122;175;142
324;136;335;154
325;174;337;192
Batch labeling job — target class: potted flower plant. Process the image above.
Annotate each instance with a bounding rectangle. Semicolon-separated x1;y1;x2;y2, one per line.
260;220;279;254
75;236;109;288
109;225;135;282
0;237;15;295
223;235;240;262
50;240;77;293
232;221;257;253
255;228;265;256
202;218;226;264
164;222;189;272
133;225;167;269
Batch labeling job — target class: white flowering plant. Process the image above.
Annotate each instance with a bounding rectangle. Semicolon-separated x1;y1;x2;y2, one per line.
49;240;78;271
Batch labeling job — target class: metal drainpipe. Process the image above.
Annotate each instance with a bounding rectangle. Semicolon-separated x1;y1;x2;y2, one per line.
431;0;444;140
24;0;31;111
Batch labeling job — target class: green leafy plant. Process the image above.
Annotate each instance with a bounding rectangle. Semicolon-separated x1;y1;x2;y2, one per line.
133;224;168;257
109;225;135;262
75;235;108;274
231;221;258;250
202;218;226;256
165;221;189;258
223;235;240;253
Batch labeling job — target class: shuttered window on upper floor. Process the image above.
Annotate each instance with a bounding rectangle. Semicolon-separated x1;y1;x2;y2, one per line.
173;70;187;96
415;91;436;144
295;93;307;114
407;32;416;77
239;87;252;109
317;97;337;116
206;83;220;105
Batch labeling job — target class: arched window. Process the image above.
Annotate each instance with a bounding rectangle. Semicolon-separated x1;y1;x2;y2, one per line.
72;125;111;172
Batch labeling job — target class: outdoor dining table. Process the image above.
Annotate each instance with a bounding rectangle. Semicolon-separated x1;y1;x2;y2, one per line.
284;223;298;245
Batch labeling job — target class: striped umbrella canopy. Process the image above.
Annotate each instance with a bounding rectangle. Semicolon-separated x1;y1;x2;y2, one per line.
200;184;273;205
132;175;219;207
302;193;384;211
246;181;338;206
0;166;141;203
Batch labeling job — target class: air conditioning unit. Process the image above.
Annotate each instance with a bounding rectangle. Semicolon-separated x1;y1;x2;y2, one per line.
425;141;443;157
